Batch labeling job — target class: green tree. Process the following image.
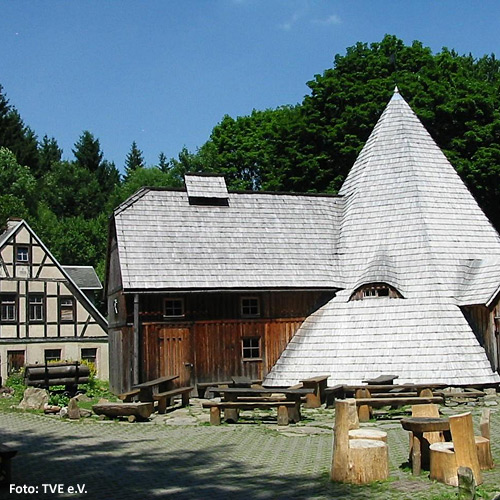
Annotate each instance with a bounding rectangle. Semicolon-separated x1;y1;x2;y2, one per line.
72;131;103;173
38;135;62;176
0;147;37;225
0;86;39;171
124;141;145;179
157;151;169;173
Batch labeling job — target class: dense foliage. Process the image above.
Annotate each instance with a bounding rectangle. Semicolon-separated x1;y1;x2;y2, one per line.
1;35;499;310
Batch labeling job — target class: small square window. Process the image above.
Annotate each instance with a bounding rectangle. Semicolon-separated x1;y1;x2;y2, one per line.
44;349;61;363
0;294;16;322
164;298;184;318
59;297;75;322
81;348;97;365
16;246;29;263
29;294;44;322
242;337;261;359
241;297;260;317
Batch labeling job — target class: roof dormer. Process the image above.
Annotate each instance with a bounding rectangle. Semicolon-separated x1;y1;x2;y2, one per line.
185;173;229;206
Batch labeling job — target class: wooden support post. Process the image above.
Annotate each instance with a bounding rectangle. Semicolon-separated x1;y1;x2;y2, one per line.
277;405;289;426
181;392;190;407
210;407;221;425
411;433;422;475
132;293;140;387
224;408;239;423
355;388;372;422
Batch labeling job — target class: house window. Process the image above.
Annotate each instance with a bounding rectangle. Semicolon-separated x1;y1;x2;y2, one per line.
164;298;184;318
0;294;16;322
16;246;29;263
242;337;261;359
44;349;61;363
81;348;97;365
241;297;260;317
59;297;75;322
28;294;44;322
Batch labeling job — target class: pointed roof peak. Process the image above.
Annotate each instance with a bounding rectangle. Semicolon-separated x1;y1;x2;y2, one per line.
391;85;403;101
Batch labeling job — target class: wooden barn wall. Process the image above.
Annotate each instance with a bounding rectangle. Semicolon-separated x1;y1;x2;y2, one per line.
462;305;498;372
108;326;133;394
140;318;303;385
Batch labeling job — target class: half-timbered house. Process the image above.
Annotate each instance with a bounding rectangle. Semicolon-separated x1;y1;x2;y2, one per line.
107;88;500;393
0;219;108;381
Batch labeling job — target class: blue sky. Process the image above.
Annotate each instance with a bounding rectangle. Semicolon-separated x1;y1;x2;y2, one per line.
1;1;499;172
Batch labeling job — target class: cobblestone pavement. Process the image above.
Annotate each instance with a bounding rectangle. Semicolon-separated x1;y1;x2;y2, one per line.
1;397;500;500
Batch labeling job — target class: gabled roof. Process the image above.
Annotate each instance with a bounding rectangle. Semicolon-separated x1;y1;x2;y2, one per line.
266;89;500;386
0;219;107;330
113;188;343;291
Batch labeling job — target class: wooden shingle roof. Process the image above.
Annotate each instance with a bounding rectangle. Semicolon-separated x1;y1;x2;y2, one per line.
266;89;500;386
114;189;343;291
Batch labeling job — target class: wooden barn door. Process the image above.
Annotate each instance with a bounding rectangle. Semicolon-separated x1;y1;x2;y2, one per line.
158;326;193;386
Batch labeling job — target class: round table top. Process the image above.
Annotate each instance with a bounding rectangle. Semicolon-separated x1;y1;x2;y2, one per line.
400;417;450;433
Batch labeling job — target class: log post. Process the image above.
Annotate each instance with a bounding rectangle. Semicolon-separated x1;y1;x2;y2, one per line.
355;388;372;422
277;405;289;426
450;412;482;486
332;400;351;482
209;407;221;425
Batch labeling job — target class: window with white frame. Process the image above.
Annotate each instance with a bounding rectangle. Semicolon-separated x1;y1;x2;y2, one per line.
163;298;184;318
28;294;44;322
0;295;16;322
240;297;260;317
59;297;75;322
16;246;29;263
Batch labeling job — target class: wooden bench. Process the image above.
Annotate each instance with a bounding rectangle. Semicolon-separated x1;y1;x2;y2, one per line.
117;389;140;402
355;396;444;421
0;444;17;486
92;402;154;421
202;400;298;425
153;386;193;414
196;379;262;398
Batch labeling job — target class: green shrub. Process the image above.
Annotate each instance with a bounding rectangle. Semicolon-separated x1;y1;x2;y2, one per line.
6;370;27;400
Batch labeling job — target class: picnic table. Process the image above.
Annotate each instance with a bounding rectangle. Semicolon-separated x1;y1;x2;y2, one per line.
400;417;451;475
133;375;179;402
299;375;329;408
206;386;314;423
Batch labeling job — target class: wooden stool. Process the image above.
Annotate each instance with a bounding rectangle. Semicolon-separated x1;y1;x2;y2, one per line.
429;412;482;486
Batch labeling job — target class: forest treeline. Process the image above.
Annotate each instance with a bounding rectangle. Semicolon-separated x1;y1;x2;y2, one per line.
1;35;500;287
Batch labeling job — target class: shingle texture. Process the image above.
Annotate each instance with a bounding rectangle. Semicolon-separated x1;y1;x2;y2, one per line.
185;174;229;199
63;266;103;290
265;90;500;386
114;190;342;290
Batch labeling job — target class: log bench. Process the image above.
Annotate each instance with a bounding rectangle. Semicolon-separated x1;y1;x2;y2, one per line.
202;400;298;425
0;444;17;486
196;379;262;398
153;386;193;414
92;402;154;421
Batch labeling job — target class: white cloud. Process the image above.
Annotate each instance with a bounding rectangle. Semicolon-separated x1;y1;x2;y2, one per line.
312;14;341;26
278;11;302;31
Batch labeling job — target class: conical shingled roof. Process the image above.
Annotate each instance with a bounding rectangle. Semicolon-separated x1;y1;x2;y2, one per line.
265;89;500;386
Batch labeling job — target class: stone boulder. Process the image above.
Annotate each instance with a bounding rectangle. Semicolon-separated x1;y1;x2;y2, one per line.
19;387;49;410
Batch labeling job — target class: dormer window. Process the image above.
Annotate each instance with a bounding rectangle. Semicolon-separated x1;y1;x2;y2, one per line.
351;284;402;301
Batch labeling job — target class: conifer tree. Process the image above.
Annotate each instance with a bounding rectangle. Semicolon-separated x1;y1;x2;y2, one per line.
124;141;145;179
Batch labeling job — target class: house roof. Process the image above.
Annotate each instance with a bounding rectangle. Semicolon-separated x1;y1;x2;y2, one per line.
185;173;229;200
265;292;497;386
265;88;500;386
114;189;343;291
62;266;103;291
